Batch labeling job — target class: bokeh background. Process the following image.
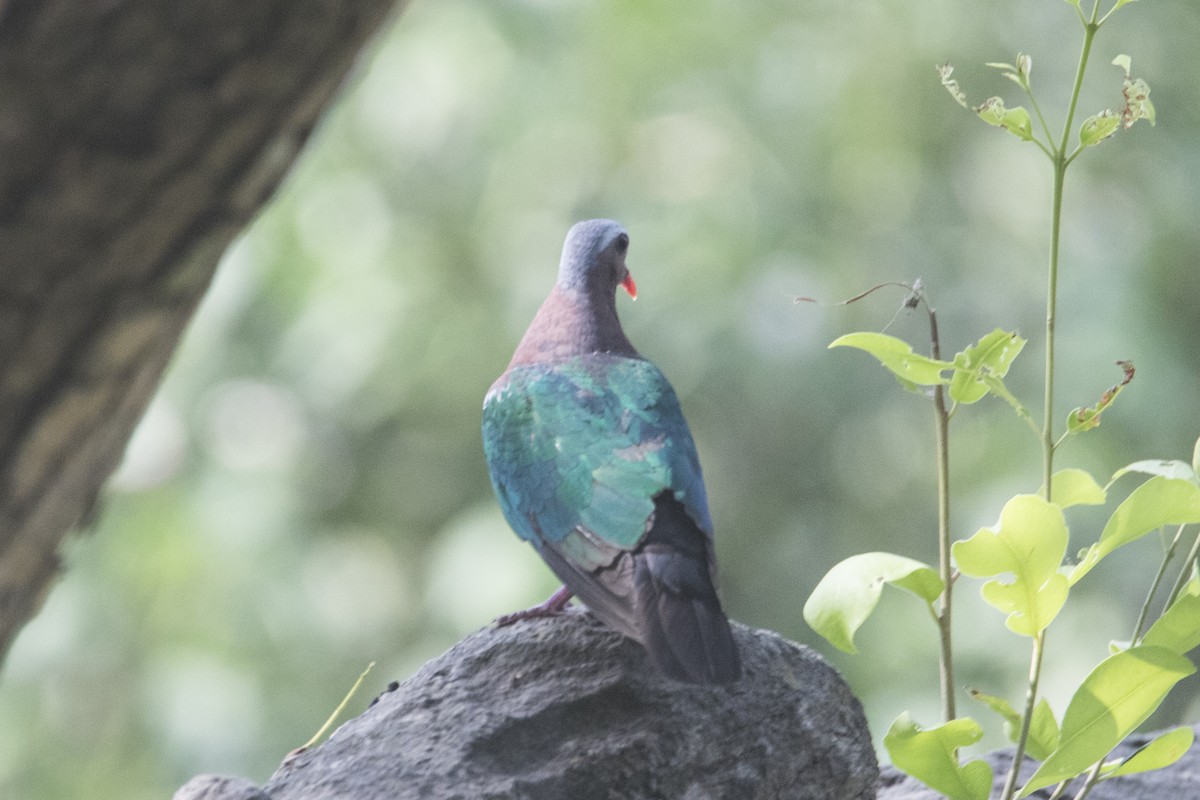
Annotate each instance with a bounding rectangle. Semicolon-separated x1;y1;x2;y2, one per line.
4;1;1199;797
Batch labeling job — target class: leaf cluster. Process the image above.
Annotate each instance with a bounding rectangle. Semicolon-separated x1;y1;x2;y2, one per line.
805;2;1189;798
806;370;1200;798
939;51;1154;162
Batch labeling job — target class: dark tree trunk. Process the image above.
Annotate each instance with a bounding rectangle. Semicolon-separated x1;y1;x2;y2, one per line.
0;0;404;663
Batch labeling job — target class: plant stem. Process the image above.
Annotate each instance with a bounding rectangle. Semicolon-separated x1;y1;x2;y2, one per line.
1043;154;1065;499
1045;6;1100;497
1018;15;1101;800
929;307;956;723
1131;525;1185;643
1060;18;1100;156
1071;758;1106;800
1027;90;1056;154
1003;632;1047;800
1070;523;1165;800
1164;526;1200;610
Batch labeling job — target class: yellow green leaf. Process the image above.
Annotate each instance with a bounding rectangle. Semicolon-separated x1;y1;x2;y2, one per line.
803;552;943;654
829;332;951;388
1071;477;1200;585
1103;727;1195;778
886;713;993;800
1020;647;1195;796
950;329;1025;405
953;495;1069;636
1040;468;1107;509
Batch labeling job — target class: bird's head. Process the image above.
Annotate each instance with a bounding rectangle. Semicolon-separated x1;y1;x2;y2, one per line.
557;219;638;301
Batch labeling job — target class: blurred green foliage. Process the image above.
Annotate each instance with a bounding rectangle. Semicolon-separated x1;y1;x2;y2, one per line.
3;1;1199;797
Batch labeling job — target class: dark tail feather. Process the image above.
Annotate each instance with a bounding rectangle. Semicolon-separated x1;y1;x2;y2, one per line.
633;540;741;684
536;493;741;684
625;493;740;684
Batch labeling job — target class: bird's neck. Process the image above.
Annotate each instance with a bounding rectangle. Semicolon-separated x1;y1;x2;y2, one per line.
508;285;638;367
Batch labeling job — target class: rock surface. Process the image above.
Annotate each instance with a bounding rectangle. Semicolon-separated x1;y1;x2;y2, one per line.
177;613;878;799
877;723;1200;799
175;775;269;800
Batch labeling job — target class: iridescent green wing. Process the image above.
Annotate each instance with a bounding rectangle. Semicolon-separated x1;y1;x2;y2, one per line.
481;355;711;571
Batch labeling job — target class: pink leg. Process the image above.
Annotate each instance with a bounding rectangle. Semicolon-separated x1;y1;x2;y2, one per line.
495;585;575;627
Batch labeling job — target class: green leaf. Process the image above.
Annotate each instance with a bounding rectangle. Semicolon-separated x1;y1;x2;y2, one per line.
969;689;1022;733
1141;578;1200;655
1071;477;1200;585
969;98;1017;136
975;97;1034;141
949;329;1026;405
1080;111;1120;147
1016;53;1032;83
968;692;1059;760
1067;361;1134;434
978;372;1036;429
986;54;1032;89
1068;408;1101;433
953;495;1069;636
829;332;952;389
803;552;944;654
1112;459;1199;485
885;713;993;800
1019;646;1196;796
1102;727;1195;778
1040;468;1107;509
1002;106;1033;140
1027;698;1063;762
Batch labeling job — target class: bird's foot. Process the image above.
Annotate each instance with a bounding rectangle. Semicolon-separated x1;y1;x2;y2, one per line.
495;585;575;627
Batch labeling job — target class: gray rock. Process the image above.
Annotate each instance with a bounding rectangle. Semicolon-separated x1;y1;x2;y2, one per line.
173;774;270;800
878;723;1200;799
182;613;878;799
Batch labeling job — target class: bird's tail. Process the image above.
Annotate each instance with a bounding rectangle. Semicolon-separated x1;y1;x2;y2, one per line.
536;493;741;684
630;495;741;684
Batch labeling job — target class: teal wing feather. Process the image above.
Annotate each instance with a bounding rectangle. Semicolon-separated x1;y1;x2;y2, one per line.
481;354;712;570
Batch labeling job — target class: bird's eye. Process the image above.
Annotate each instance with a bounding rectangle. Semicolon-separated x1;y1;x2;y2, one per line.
614;233;629;255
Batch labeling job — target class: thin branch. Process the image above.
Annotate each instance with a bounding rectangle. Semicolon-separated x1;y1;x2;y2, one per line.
930;305;956;723
1005;633;1047;800
1071;758;1106;800
1131;525;1185;644
1164;526;1200;611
